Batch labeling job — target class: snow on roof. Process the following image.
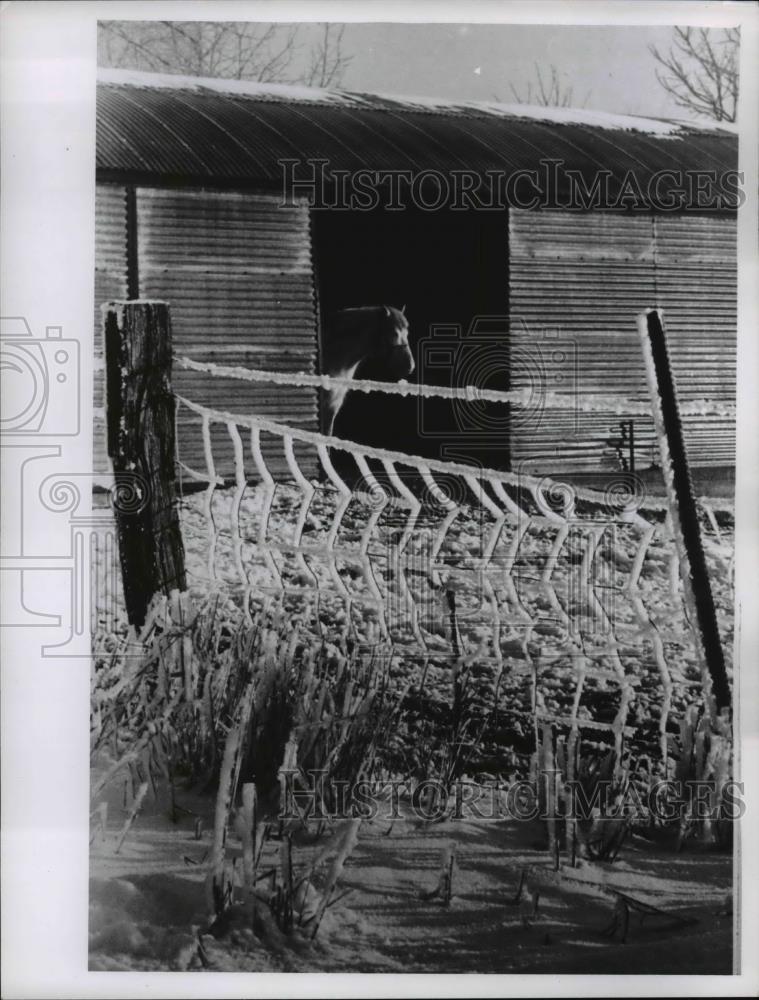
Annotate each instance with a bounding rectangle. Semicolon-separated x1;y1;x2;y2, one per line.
393;98;737;136
98;68;356;107
98;68;737;138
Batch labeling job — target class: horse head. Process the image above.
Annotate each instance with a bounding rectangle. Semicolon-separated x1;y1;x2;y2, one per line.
321;304;415;435
377;305;415;380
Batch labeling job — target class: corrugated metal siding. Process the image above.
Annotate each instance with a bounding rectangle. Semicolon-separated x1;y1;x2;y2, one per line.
94;183;128;476
508;210;736;473
136;187;319;478
653;214;736;466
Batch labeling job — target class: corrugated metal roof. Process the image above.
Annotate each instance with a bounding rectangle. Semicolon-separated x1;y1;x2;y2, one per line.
96;70;738;209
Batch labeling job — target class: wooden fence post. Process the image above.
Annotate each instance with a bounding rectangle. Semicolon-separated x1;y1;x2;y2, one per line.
638;308;730;714
104;300;187;628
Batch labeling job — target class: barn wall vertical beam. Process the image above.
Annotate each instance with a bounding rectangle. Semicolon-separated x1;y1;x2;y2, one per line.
125;185;139;300
94;183;130;476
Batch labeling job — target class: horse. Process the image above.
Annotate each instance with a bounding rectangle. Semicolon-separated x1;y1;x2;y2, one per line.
321;305;415;435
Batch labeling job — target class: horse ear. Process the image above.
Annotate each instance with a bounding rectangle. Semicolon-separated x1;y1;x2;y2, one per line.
383;305;391;318
400;304;406;315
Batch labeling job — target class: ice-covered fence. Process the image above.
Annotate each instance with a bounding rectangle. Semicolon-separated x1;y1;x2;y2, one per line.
103;301;733;775
171;383;731;773
174;354;736;420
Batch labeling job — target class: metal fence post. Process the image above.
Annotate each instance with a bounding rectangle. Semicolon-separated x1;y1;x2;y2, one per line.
638;308;730;714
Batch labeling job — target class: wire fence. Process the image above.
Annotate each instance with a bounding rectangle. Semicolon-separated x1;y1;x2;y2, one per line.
99;300;733;782
170;372;733;775
175;355;738;419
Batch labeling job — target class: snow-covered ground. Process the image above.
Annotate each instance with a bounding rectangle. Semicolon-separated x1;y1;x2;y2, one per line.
89;781;733;974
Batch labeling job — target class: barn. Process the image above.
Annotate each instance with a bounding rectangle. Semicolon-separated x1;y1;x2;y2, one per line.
94;68;738;488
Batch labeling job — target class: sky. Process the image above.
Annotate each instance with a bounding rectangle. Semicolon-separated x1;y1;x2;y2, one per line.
278;23;720;122
98;20;737;124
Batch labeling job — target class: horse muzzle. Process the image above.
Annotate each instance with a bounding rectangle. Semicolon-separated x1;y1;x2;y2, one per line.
387;345;415;378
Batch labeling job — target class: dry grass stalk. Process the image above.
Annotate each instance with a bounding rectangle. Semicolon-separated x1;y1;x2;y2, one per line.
240;782;257;896
420;843;456;906
541;724;559;870
207;681;255;917
674;704;732;849
114;780;149;853
308;818;361;938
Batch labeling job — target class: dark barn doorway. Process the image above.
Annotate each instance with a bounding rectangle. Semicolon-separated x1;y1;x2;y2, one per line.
312;204;509;469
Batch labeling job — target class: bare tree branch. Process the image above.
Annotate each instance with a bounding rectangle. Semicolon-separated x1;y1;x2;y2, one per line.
253;25;301;83
502;63;590;108
98;20;351;89
99;22;176;72
304;24;352;88
649;26;739;122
